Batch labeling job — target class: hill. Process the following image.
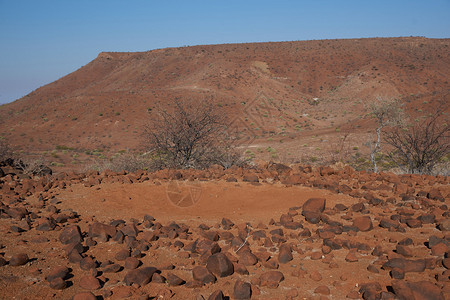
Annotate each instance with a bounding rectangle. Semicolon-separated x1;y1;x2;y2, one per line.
0;37;448;167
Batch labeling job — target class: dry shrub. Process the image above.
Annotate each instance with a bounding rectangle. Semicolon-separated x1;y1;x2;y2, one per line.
0;138;12;162
144;98;242;169
87;152;150;173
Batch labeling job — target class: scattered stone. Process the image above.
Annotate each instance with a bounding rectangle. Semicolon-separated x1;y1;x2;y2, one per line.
392;280;444;300
278;244;293;264
49;277;66;290
46;266;70;282
80;257;96;270
233;279;252;299
72;292;97;300
124;257;140;269
9;253;29;266
208;290;225;300
352;216;373;232
79;275;101;290
259;271;284;288
123;267;157;287
166;273;185;286
302;198;326;214
310;270;322;281
59;225;83;245
206;253;234;277
192;266;216;284
382;258;426;273
314;285;330;295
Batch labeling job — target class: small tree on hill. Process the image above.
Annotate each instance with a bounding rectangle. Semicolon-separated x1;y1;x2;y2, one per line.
0;138;12;162
366;97;404;173
144;98;240;169
384;104;449;174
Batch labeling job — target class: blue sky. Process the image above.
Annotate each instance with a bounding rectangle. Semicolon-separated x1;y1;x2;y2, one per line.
0;0;449;104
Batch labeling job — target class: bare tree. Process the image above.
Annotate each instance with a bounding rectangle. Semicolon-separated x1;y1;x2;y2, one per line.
0;138;12;162
366;97;404;173
384;105;449;174
144;98;240;169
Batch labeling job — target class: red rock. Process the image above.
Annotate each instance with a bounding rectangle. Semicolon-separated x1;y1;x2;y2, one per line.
46;266;70;282
166;272;185;286
314;285;330;295
9;253;29;266
406;218;422;228
206;253;234;277
49;277;66;290
103;263;121;273
88;222;116;240
391;267;405;279
123;267;157;287
208;290;225;300
243;174;259;183
79;276;101;290
310;270;322;281
238;250;258;266
192;266;216;284
0;257;7;266
259;271;284;288
345;251;359;262
278;244;293;264
121;224;138;237
392;280;444;300
80;257;96;270
431;243;448;256
59;225;83;245
352;216;373;232
72;292;97;300
396;244;413;257
235;262;249;275
382;258;426;273
233;279;252;299
115;248;130;261
346;290;360;299
443;257;450;269
302;198;326;213
124;257;140;269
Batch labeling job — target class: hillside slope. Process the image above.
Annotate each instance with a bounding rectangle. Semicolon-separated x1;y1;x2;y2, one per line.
0;37;448;164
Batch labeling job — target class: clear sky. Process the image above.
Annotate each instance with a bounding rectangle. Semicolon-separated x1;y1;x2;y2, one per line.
0;0;449;104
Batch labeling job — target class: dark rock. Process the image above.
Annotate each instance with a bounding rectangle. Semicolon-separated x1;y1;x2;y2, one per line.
238;250;258;266
166;272;185;286
206;253;234;277
233;279;252;299
278;244;293;264
382;258;426;273
59;225;83;245
124;257;140;269
259;271;284;288
9;253;29;266
80;256;96;270
392;280;444;300
123;267;157;287
79;275;101;290
221;218;234;230
192;266;216;284
46;266;70;282
72;292;97;300
352;216;373;232
49;277;67;290
115;248;130;261
103;263;121;273
208;290;225;300
302;198;326;214
89;222;116;240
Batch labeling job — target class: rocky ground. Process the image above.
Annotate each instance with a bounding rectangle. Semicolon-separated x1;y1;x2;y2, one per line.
0;160;449;299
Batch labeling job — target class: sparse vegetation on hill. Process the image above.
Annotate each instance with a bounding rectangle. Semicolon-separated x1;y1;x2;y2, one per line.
144;98;241;169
